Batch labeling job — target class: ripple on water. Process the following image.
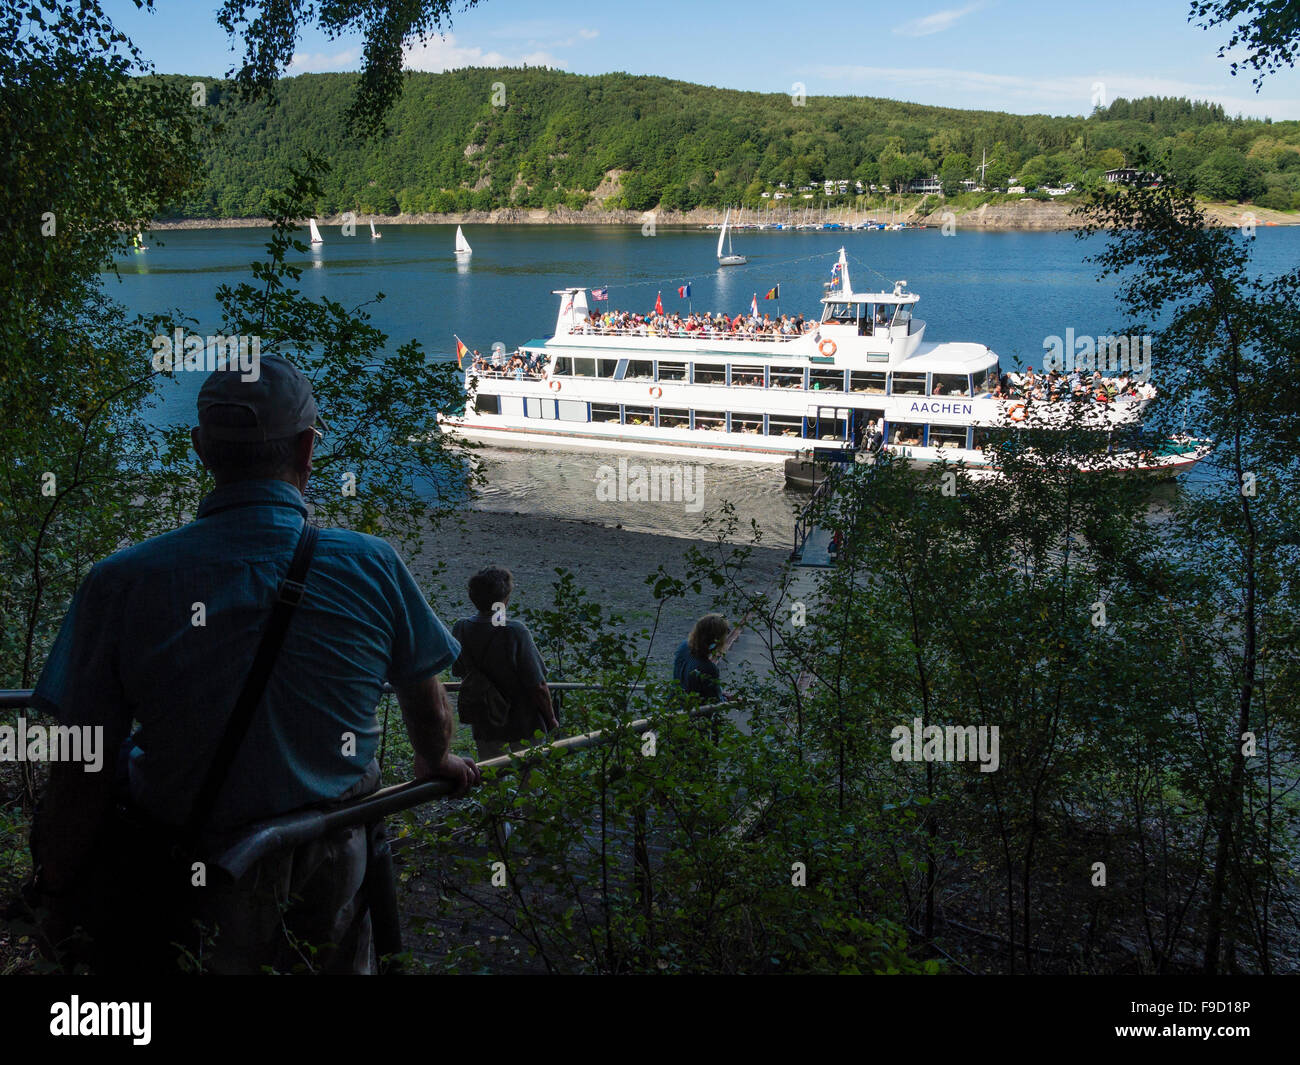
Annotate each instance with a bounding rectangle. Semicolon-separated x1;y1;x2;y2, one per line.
470;445;801;545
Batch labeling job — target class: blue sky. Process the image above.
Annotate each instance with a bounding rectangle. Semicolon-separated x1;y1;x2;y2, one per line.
104;0;1300;120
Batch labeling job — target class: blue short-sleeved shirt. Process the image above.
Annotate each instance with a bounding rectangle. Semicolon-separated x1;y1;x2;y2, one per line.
31;479;458;831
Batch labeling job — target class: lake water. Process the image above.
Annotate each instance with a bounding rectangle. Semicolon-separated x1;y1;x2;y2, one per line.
106;223;1298;542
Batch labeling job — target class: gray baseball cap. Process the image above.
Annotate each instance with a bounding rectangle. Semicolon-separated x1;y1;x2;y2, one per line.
197;355;319;442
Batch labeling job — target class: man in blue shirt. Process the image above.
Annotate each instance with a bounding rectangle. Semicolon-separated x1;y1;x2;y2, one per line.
31;355;479;973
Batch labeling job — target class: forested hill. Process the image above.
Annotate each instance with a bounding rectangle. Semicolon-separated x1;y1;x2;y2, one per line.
162;67;1300;218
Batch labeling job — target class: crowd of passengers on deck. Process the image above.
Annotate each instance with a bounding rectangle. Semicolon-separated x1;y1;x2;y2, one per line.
570;309;818;340
994;367;1156;404
469;349;547;380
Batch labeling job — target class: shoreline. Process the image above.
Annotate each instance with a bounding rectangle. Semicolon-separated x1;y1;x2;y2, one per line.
410;508;790;680
148;200;1299;234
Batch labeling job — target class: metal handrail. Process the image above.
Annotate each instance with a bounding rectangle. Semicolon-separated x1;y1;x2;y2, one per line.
214;702;725;880
791;463;842;560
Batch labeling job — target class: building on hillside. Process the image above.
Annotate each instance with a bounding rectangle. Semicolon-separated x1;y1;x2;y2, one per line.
1104;168;1157;186
906;175;942;195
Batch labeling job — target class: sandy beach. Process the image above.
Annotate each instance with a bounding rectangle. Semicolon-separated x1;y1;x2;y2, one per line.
410;508;793;682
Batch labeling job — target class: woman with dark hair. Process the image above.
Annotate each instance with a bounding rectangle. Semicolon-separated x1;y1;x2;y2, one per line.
673;614;730;703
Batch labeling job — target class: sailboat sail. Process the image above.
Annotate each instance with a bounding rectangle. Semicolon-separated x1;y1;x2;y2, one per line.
369;218;380;239
717;208;746;265
309;218;324;244
455;225;472;255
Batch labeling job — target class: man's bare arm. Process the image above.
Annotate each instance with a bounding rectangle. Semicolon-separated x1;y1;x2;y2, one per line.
394;675;481;794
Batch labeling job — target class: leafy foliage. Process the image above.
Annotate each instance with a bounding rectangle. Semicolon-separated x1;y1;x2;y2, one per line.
154;70;1300;218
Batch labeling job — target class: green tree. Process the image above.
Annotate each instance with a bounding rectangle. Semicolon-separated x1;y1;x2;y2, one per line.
938;152;972;195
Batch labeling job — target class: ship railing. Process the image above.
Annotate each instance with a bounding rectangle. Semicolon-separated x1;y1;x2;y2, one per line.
566;325;807;342
466;368;546;380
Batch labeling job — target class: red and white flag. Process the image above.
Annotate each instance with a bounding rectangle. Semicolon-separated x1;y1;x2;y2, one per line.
655;291;664;315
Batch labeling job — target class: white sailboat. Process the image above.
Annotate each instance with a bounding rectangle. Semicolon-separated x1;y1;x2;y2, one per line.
370;217;381;240
717;208;746;266
454;225;472;257
308;217;324;245
131;231;147;252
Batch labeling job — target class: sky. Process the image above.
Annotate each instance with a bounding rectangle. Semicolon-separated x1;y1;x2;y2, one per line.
102;0;1300;120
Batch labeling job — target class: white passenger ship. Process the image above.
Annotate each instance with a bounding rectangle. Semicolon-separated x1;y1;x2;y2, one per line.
442;249;1208;478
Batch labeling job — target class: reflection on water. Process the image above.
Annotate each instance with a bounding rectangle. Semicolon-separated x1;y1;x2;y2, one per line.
469;443;800;546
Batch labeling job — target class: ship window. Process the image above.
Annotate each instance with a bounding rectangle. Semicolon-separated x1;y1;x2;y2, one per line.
973;365;998;394
890;372;927;396
573;357;597;377
657;361;687;382
890;422;925;446
658;408;690;429
551;357;572;377
590;403;621;424
932;373;971;397
850;371;886;394
729;413;765;434
824;302;855;324
731;364;765;387
524;398;555;420
626;360;654;381
771;366;805;389
810;368;845;392
624;405;654;426
473;394;499;415
768;414;803;437
929;424;968;449
597;359;619;378
693;365;727;385
693;410;726;431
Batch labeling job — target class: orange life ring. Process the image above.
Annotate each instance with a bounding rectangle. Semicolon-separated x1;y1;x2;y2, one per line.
819;339;837;357
649;386;663;399
1007;403;1027;422
549;380;561;392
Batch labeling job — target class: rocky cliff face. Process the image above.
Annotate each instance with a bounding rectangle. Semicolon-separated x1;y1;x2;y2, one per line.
154;200;1295;231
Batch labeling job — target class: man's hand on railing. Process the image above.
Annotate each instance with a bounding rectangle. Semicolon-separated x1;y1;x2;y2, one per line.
414;751;482;797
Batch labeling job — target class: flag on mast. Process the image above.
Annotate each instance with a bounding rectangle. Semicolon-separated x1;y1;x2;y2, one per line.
750;293;758;317
764;285;780;300
454;336;469;368
655;291;664;315
677;283;691;299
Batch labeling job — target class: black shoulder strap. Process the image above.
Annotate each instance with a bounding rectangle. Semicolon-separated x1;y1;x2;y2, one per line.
459;623;516;698
185;520;320;839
